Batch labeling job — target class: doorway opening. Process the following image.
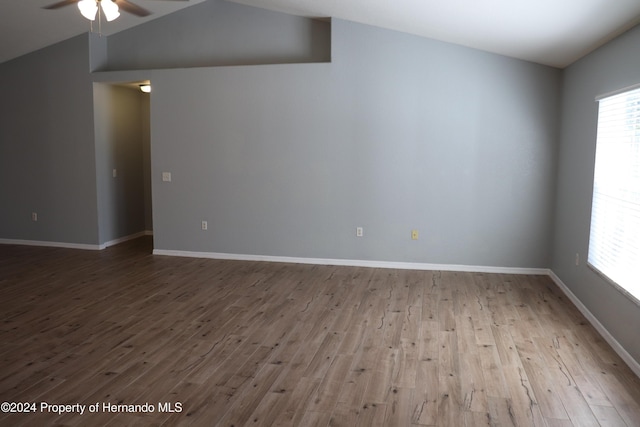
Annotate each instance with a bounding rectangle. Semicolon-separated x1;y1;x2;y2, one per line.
93;81;152;248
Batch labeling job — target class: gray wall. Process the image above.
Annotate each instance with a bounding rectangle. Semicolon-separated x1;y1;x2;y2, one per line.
552;25;640;363
0;35;99;245
93;83;148;244
104;0;330;71
151;18;562;268
0;0;331;247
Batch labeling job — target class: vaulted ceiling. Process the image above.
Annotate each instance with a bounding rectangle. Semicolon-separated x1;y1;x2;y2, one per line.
2;0;640;67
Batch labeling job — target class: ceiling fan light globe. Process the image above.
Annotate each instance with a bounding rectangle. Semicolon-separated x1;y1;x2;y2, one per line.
101;0;120;21
77;0;98;21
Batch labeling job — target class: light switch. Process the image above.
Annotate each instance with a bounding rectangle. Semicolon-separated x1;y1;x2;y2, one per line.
162;172;172;182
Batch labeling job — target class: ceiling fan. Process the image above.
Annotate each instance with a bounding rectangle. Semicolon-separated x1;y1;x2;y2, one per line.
43;0;188;22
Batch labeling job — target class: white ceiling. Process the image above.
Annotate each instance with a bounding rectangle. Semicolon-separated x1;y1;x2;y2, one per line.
230;0;640;68
2;0;640;67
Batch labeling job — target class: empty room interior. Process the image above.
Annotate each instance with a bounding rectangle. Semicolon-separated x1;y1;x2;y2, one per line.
1;0;640;425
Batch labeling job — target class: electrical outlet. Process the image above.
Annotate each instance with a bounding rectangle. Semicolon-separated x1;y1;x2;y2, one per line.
356;227;363;237
162;172;172;182
112;169;117;178
201;221;208;231
411;229;419;240
31;212;38;222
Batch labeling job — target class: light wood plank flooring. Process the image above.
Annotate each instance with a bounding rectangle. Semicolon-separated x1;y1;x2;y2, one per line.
1;237;639;426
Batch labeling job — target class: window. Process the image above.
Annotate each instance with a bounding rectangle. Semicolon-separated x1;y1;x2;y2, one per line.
588;86;640;301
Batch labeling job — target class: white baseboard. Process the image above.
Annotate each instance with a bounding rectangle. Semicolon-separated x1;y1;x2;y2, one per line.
152;248;548;276
100;231;152;249
0;230;153;251
0;238;102;250
548;270;640;378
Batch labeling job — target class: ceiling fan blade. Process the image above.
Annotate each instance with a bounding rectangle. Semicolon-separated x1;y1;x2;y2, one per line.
115;0;152;17
43;0;79;10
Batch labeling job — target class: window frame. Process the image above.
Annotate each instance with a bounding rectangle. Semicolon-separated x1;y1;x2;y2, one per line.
587;84;640;307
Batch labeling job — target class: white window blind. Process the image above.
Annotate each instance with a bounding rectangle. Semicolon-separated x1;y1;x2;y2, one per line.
588;86;640;301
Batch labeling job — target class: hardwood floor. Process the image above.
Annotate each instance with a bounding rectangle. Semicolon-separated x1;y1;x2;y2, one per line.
1;237;639;426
